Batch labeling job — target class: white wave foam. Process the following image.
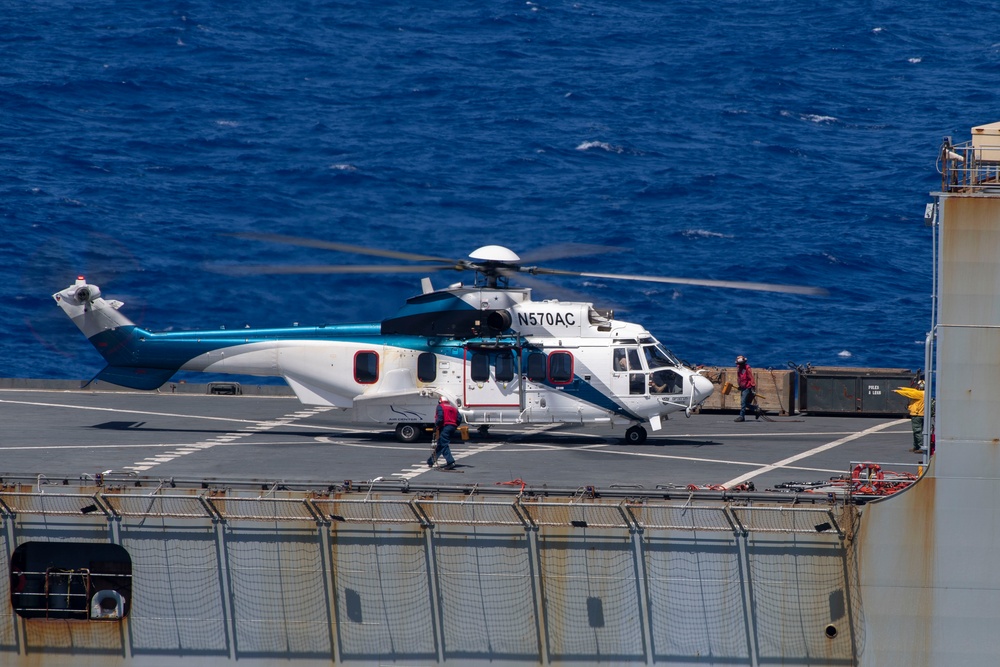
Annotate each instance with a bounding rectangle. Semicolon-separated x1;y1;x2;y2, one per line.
330;164;357;171
781;110;837;124
803;114;837;124
838;350;852;358
576;141;624;154
681;229;731;239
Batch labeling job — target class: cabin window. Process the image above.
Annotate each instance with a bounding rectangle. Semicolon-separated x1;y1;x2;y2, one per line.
630;374;647;395
614;348;628;372
354;351;379;384
526;352;546;382
470;352;490;382
417;353;436;382
627;348;642;371
548;351;573;384
617;348;643;373
496;350;515;382
10;542;132;620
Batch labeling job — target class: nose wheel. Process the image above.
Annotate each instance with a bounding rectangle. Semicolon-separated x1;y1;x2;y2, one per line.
624;425;647;445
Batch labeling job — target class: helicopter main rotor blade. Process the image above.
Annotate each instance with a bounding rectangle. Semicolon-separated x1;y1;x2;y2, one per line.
209;263;465;276
518;243;627;264
527;268;828;296
497;268;609;305
228;232;460;264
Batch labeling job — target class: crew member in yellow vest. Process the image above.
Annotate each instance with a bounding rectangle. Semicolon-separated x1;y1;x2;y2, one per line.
894;379;925;453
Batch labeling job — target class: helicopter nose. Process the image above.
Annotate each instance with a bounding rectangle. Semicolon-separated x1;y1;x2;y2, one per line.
690;374;714;403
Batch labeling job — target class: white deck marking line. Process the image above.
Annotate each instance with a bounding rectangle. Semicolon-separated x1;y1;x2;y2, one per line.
721;419;907;488
0;399;332;426
387;424;565;480
393;441;509;480
587;448;825;469
580;420;908;479
120;409;330;473
555;428;910;439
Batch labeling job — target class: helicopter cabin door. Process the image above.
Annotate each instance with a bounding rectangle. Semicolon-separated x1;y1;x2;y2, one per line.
463;345;521;417
612;346;647;397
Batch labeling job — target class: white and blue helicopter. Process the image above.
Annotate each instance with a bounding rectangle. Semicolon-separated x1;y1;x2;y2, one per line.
54;235;823;444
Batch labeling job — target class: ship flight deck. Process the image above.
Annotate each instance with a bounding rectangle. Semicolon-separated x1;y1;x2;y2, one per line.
0;386;922;496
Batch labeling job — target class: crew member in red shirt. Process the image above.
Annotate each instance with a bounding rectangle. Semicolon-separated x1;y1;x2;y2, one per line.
734;355;759;422
428;396;460;470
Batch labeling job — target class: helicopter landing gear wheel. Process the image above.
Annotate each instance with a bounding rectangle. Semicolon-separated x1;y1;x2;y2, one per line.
395;423;423;443
624;425;647;445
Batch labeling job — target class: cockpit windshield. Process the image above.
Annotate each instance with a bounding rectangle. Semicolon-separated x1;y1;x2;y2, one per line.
643;343;680;369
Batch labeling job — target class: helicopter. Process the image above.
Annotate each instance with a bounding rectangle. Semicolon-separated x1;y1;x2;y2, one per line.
53;235;824;444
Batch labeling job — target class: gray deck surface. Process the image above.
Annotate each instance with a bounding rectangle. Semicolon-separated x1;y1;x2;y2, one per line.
0;387;925;496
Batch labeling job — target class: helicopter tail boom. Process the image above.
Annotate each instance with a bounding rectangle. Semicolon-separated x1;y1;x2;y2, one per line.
53;278;181;389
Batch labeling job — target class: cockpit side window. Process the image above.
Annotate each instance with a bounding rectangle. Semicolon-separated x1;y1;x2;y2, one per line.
650;369;684;394
645;345;674;369
627;348;642;371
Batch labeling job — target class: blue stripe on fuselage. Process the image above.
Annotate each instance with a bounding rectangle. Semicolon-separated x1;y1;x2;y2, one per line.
89;323;386;369
88;324;641;419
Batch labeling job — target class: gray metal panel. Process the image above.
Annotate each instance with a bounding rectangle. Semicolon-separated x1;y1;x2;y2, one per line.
0;530;13;650
643;533;750;661
935;325;1000;454
226;529;332;657
802;374;911;414
749;536;858;662
803;375;859;413
331;528;437;660
857;377;911;414
120;524;230;654
432;527;539;658
537;534;646;660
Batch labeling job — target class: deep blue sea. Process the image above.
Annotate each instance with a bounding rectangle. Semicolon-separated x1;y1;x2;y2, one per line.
4;1;998;383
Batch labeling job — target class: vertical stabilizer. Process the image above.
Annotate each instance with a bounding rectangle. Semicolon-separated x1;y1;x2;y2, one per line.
53;277;178;389
53;277;134;343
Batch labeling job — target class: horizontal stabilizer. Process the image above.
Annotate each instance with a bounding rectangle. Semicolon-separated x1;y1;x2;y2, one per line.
89;366;176;390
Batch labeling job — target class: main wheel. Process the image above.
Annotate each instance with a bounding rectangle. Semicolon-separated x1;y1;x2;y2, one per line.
624;425;647;445
395;423;423;443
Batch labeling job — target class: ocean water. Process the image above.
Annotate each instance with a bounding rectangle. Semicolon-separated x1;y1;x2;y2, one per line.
4;1;998;382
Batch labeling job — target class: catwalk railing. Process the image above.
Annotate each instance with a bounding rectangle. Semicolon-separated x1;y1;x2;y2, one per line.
939;138;1000;192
